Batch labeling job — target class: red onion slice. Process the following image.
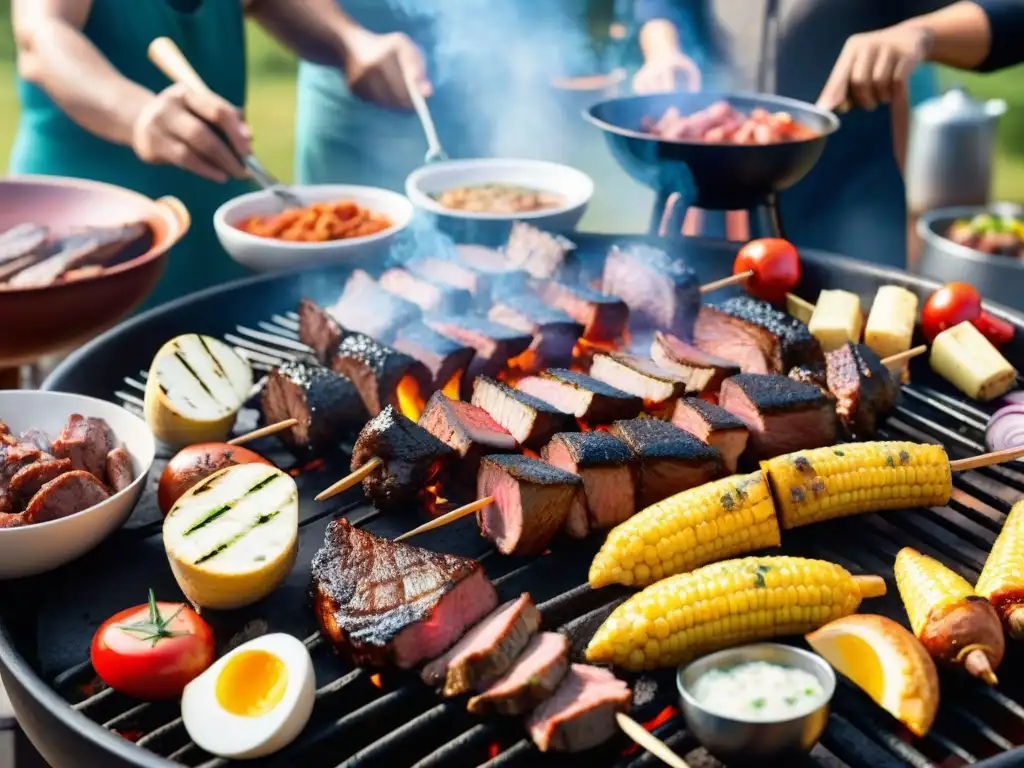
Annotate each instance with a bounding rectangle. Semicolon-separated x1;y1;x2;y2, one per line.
1002;390;1024;404
986;404;1024;452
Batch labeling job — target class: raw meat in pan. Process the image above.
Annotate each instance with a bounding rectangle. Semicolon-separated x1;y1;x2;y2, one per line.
527;664;632;753
467;632;571;716
7;222;147;289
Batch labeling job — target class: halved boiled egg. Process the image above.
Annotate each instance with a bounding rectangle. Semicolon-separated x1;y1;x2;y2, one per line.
181;633;314;759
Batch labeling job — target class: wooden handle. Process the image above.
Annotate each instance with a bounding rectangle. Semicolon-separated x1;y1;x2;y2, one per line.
882;345;928;370
700;270;753;295
228;419;297;446
394;496;495;542
148;37;216;97
853;575;887;599
950;445;1024;472
315;456;382;502
616;713;691;768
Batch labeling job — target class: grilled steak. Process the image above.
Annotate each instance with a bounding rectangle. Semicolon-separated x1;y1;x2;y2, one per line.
825;343;899;439
351;405;452;510
327;269;421;344
422;593;541;696
505;222;575;279
489;297;583;372
719;373;837;461
298;297;345;363
406;256;492;302
589;352;688;414
789;363;829;393
651;330;740;396
51;414;115;479
379;267;472;315
418;392;517;484
330;332;432;417
467;632;571;715
543;432;635;532
527;664;631;753
8;223;147;288
517;369;642;425
601;244;700;340
8;458;72;511
670;398;749;474
610;419;722;508
534;279;628;344
262;361;368;453
425;315;532;399
477;455;584;556
472;377;575;450
311;519;498;668
23;470;111;523
393;322;475;393
105;447;134;493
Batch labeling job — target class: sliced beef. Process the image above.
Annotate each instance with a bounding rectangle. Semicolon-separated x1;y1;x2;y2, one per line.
489;297;583;372
330;332;432;418
8;222;147;288
393;322;475;393
326;269;421;344
50;414;115;480
601;244;700;340
351;405;453;510
0;442;42;481
406;256;492;302
418;392;517;484
454;244;529;294
534;279;628;344
298;297;344;363
477;455;583;556
589;353;688;414
516;369;642;425
542;432;636;531
471;377;575;450
651;330;740;396
670;398;749;474
379;267;472;315
104;447;134;493
467;632;571;715
825;343;899;439
0;223;49;267
719;373;837;461
0;512;27;529
311;519;498;668
421;593;541;696
261;361;367;453
425;315;531;399
528;664;632;753
504;222;575;279
8;458;72;511
23;470;111;523
610;419;722;508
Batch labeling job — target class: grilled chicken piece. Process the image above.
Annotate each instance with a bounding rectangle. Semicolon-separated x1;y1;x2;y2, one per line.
516;369;642;425
472;377;575;450
719;373;837;461
379;267;472;315
467;632;571;715
543;432;636;533
8;458;72;511
477;455;584;556
601;244;700;340
418;392;517;484
51;414;115;480
610;418;722;508
327;269;421;344
105;447;134;493
422;593;541;696
651;330;741;396
405;256;492;302
311;519;498;668
670;398;749;474
351;406;453;510
534;279;629;344
8;223;147;289
393;322;475;393
425;315;532;398
505;222;575;279
589;352;689;414
298;297;344;364
23;470;111;523
527;664;632;753
330;332;432;418
489;297;583;372
825;343;899;439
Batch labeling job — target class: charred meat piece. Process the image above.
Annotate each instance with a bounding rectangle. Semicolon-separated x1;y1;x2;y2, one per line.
543;432;635;532
477;455;584;556
719;373;837;461
379;267;472;315
694;306;771;374
50;414;115;480
489;297;583;372
393;322;474;394
699;297;824;373
651;330;740;395
105;447;134;493
8;222;147;289
589;353;688;412
517;369;642;425
467;632;571;716
405;256;492;302
23;470;111;523
418;392;517;483
670;398;749;474
825;343;899;439
534;279;628;344
610;418;722;508
601;244;700;340
789;363;829;393
311;519;498;668
8;458;72;511
422;593;541;696
351;405;453;510
472;377;575;450
505;222;575;279
298;297;344;364
262;361;368;453
528;664;632;753
327;269;421;344
425;315;532;398
330;332;431;418
0;442;43;482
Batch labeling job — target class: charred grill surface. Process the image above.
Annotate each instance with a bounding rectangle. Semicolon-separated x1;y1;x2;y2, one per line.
262;361;367;453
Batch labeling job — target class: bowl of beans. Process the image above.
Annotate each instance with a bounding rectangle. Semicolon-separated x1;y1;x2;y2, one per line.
214;184;414;272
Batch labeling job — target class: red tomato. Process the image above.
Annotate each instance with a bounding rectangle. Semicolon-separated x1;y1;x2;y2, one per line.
91;591;214;700
974;310;1015;348
158;443;269;516
921;282;981;342
734;238;801;303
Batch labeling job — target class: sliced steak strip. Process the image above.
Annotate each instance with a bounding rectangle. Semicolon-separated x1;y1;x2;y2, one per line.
405;256;492;302
330;332;432;418
505;222;575;279
517;369;642;425
311;519;498;668
694;306;772;374
825;342;899;439
326;269;421;344
23;470;111;523
534;279;628;344
379;267;472;315
393;322;475;394
8;223;147;288
589;352;688;415
467;632;571;715
527;664;632;753
489;297;583;372
651;330;740;396
670;397;749;474
543;432;636;531
422;593;541;696
425;315;531;399
418;392;517;484
9;458;73;512
105;448;134;493
298;297;344;363
601;244;700;340
50;414;115;480
703;297;824;373
471;377;575;450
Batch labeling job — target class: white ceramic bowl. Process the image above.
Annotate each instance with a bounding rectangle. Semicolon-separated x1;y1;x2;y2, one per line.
214;184;415;273
405;158;594;243
0;391;155;579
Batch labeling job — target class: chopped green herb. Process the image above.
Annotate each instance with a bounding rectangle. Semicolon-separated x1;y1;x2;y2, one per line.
750;698;766;709
833;449;845;456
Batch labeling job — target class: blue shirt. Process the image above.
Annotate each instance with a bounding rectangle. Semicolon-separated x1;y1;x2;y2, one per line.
977;0;1024;71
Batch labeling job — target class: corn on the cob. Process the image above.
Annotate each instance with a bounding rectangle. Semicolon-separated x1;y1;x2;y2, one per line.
588;472;780;589
762;441;951;529
976;500;1024;639
586;555;886;671
894;547;1003;684
864;286;918;361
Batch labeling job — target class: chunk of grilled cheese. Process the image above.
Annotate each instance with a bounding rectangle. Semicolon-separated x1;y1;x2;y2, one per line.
808;290;863;352
930;321;1016;402
865;286;918;361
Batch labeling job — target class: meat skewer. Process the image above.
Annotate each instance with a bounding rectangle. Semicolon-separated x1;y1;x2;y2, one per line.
395;496;496;542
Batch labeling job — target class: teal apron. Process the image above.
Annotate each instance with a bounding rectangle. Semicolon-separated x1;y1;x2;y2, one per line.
8;0;254;311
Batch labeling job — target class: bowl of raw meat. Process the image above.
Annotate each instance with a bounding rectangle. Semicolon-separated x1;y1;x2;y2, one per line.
0;175;190;367
585;92;839;210
0;390;155;579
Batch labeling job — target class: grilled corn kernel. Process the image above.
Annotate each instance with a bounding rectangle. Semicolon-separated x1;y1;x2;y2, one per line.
977;500;1024;639
895;547;975;637
762;441;951;530
588;472;780;589
586;555;885;670
864;286;918;361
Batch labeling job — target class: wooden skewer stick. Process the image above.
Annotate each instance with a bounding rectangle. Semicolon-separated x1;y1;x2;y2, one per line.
227;419;298;446
950;445;1024;472
616;713;691;768
881;345;928;369
699;269;753;295
315;457;383;501
395;496;495;542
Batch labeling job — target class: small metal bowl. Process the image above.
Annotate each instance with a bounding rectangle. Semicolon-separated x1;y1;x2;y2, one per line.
677;643;836;765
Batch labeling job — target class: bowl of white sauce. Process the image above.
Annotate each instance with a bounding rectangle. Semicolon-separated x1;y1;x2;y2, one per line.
677;643;835;764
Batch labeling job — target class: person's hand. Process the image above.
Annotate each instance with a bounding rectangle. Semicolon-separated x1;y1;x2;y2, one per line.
345;31;432;110
132;83;251;183
633;50;701;94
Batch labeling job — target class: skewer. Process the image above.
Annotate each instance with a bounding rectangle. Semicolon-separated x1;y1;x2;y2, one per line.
950;445;1024;472
699;270;753;295
315;457;382;501
881;345;927;370
394;496;495;542
615;713;692;768
227;418;298;446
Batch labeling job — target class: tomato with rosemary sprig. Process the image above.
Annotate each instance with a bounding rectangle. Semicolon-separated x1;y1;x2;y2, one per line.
91;590;214;700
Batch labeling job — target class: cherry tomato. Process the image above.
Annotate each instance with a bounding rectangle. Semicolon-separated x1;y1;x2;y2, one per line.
974;311;1015;348
91;590;214;700
734;238;801;304
158;443;269;516
921;282;980;342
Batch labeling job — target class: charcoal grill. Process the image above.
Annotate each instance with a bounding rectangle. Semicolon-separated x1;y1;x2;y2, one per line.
4;233;1024;768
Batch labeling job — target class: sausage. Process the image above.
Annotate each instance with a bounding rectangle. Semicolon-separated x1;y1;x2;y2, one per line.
51;414;115;479
105;447;134;493
23;470;111;524
8;458;73;511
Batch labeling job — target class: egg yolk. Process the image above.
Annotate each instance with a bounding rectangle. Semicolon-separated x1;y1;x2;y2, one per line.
215;650;288;717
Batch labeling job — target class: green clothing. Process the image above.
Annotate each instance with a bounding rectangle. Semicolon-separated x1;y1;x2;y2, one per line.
9;0;254;310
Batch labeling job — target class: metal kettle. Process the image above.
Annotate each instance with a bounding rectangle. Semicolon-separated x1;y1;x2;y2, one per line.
905;88;1006;213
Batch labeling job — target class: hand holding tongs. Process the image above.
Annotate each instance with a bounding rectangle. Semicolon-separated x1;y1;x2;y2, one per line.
147;37;304;209
401;61;448;164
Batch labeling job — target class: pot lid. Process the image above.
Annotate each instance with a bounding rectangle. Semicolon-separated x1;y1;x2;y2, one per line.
916;87;1007;124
